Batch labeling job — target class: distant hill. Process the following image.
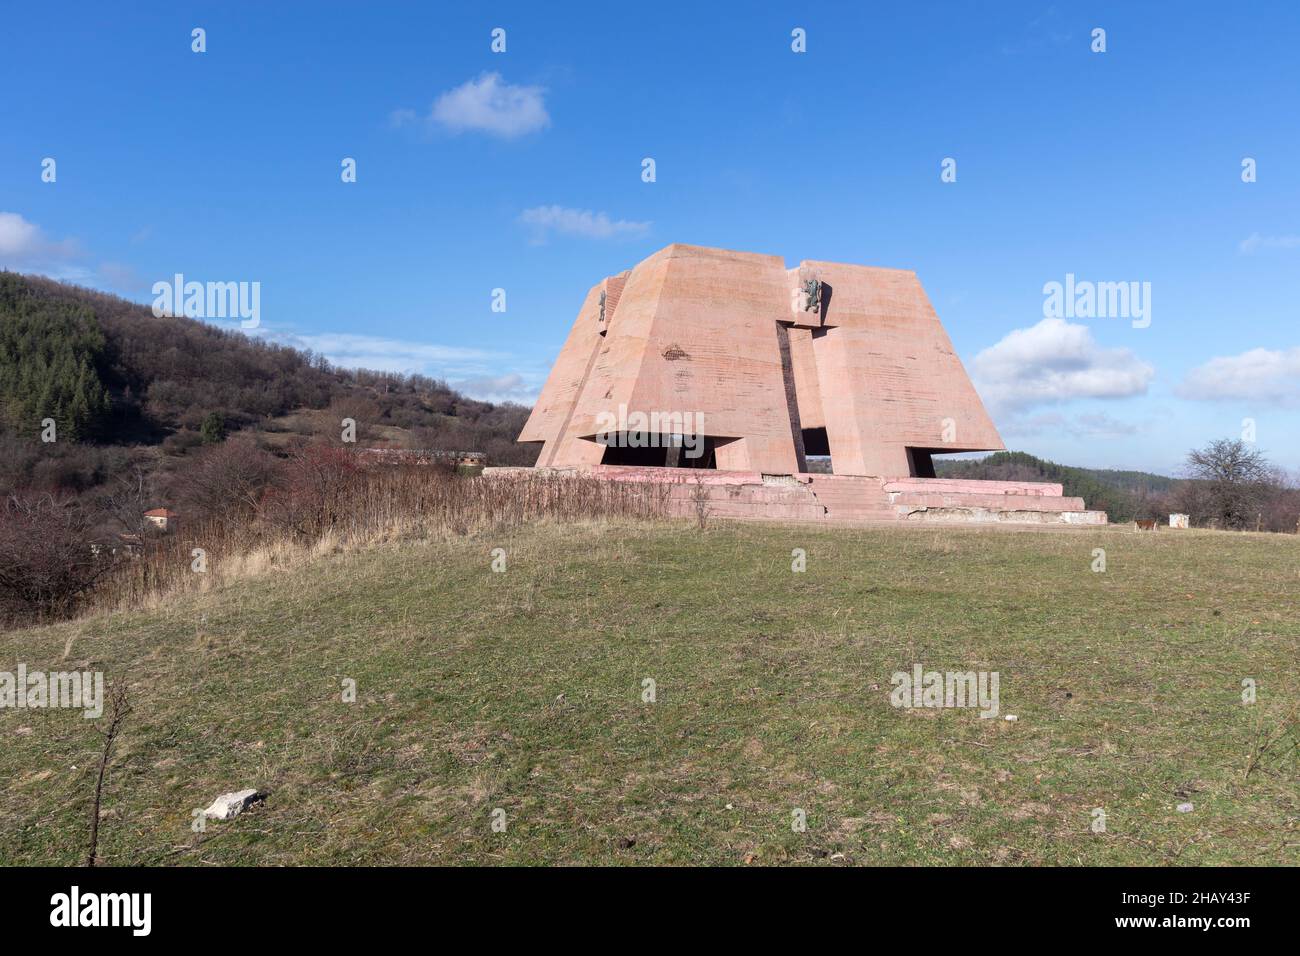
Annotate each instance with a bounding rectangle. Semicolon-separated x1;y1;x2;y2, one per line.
936;451;1175;522
0;272;537;494
0;273;1193;521
1074;466;1178;495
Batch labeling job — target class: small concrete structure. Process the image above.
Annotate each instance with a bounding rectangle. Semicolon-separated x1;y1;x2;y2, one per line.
514;245;1107;526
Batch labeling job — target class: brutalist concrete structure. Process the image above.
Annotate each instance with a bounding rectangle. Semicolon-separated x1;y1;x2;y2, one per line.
515;244;1105;525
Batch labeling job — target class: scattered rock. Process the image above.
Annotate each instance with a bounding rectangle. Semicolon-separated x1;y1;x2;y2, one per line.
1176;802;1194;814
1004;715;1018;722
202;789;264;821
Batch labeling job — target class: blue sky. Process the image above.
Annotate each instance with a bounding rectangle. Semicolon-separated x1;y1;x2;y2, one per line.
2;1;1298;474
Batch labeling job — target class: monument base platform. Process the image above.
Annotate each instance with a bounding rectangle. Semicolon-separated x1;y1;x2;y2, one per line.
485;466;1108;526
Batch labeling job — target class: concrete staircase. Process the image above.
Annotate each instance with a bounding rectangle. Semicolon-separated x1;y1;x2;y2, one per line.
883;478;1106;525
805;475;897;522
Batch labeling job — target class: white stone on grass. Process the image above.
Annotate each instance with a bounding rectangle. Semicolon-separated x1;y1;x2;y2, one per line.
203;789;261;821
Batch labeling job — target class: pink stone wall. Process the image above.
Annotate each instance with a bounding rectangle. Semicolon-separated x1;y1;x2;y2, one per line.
518;244;1006;477
798;261;1005;475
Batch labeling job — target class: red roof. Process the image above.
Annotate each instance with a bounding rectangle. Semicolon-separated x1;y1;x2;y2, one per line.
143;508;179;518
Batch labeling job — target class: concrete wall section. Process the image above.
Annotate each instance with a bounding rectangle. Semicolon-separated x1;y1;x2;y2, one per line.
520;244;1005;478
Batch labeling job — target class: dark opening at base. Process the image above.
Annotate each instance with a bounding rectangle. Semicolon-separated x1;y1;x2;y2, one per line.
599;435;718;468
801;427;832;473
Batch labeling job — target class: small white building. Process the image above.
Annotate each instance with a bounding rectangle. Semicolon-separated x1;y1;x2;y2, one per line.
1169;513;1190;529
143;508;179;531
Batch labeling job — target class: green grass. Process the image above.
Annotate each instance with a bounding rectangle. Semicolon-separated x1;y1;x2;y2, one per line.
2;520;1297;865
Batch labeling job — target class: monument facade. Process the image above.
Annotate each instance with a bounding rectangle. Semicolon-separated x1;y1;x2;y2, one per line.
520;243;1004;478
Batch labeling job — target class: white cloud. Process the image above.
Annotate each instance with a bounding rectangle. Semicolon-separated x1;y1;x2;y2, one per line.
1177;346;1300;406
0;211;78;264
972;317;1154;412
388;108;418;128
518;205;650;243
1074;411;1141;437
248;330;541;404
0;212;42;256
265;331;499;376
148;321;536;404
1001;410;1141;439
395;73;549;138
96;261;144;293
452;372;538;405
1238;233;1300;255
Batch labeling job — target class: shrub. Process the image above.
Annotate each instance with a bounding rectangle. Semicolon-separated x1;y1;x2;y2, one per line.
0;494;110;624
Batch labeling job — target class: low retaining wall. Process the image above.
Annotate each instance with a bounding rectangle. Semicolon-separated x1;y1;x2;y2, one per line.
483;466;1108;526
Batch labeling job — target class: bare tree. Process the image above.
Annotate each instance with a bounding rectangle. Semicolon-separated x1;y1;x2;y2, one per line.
688;472;712;530
1184;439;1272;530
169;436;280;524
99;464;154;536
87;680;131;867
0;493;111;623
1259;466;1300;534
259;443;361;538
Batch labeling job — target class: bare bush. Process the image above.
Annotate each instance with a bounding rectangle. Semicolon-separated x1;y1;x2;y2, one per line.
259;444;364;539
168;436;281;526
0;493;110;624
688;473;712;530
78;460;671;623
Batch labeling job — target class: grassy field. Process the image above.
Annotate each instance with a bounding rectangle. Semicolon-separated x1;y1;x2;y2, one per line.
2;519;1297;866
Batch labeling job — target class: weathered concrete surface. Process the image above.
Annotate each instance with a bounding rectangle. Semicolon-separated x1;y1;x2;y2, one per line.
484;466;1108;526
884;478;1065;497
519;244;1004;476
514;245;1105;525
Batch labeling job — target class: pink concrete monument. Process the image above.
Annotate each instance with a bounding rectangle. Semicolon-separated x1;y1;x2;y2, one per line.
515;244;1105;525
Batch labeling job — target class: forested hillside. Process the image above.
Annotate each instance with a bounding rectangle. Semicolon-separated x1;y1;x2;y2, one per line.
0;272;536;496
0;275;114;442
935;450;1170;522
